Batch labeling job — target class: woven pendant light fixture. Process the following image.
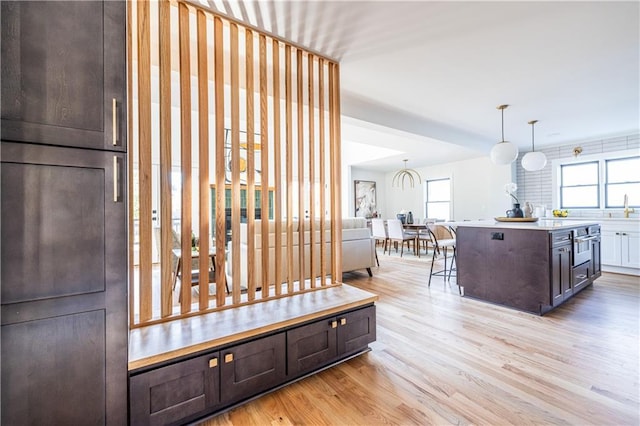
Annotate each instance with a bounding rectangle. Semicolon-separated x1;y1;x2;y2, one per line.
392;159;421;190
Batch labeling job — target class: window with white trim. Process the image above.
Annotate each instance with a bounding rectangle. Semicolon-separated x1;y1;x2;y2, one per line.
556;150;639;210
425;178;451;221
606;156;639;208
560;161;599;208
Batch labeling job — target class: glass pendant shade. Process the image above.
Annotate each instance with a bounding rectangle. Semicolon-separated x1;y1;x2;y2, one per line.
490;104;519;165
522;151;547;171
490;141;519;165
521;119;547;171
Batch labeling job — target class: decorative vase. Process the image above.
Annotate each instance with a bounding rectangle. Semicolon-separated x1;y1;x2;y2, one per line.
512;203;524;218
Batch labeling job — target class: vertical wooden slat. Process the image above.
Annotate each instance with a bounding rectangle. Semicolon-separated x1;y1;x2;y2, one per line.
159;0;173;316
137;0;153;321
329;63;343;282
197;10;210;310
296;49;305;290
230;23;241;304
178;2;193;311
285;44;294;294
308;54;316;288
127;0;135;323
246;28;256;301
214;16;226;307
259;34;270;298
130;1;343;324
318;58;327;286
273;39;283;296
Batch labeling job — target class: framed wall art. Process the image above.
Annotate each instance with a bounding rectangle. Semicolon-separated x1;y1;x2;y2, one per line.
354;180;376;218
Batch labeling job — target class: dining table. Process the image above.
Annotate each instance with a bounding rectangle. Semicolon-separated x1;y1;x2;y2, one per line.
401;223;432;256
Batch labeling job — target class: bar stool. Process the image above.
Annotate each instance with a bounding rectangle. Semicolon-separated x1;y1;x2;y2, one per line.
427;224;459;294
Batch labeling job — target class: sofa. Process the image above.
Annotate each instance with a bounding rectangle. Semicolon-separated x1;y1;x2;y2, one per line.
228;217;376;289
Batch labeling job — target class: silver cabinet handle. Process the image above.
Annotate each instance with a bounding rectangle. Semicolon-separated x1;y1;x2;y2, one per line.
576;274;587;279
112;98;118;146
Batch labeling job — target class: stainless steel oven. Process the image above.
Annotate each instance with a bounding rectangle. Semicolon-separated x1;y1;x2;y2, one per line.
573;226;596;266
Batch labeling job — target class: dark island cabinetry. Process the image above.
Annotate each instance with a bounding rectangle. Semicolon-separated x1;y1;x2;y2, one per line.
457;222;601;315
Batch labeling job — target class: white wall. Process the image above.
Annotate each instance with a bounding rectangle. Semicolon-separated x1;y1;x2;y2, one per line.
345;167;387;217
382;156;513;221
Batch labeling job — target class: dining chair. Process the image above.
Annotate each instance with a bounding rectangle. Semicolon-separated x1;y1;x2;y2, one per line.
387;219;415;257
427;224;459;294
371;218;389;256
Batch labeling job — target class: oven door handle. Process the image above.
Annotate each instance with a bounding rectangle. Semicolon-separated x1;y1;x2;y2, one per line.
575;236;598;243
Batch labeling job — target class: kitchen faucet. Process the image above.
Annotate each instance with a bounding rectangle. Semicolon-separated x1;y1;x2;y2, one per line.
623;194;635;218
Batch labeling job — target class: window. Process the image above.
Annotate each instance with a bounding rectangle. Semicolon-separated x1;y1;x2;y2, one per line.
425;178;450;220
606;156;640;207
560;161;599;208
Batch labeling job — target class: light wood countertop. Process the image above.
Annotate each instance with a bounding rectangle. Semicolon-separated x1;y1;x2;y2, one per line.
128;284;378;371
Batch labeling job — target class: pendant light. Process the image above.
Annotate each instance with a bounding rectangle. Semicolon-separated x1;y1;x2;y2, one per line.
490;104;519;165
392;159;421;190
521;119;547;171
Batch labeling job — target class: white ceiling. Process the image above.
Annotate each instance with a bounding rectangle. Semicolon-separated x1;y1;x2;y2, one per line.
198;0;640;171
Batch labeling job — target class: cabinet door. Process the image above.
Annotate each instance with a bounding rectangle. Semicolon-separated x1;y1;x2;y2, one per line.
551;246;572;306
220;333;286;405
601;230;621;266
337;306;377;355
287;318;338;377
1;1;125;151
130;353;220;426
1;142;127;425
621;232;640;269
590;239;602;279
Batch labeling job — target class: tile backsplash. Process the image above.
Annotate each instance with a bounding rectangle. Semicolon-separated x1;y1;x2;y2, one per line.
516;133;640;218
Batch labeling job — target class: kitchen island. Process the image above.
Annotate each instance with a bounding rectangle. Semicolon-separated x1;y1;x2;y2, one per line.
456;219;601;315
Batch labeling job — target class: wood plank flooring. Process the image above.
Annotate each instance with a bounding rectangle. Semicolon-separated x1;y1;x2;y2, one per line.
200;254;640;425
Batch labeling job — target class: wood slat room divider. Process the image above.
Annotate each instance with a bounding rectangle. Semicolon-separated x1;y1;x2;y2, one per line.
128;0;342;327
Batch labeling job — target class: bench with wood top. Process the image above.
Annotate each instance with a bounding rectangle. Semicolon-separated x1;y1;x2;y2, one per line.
128;284;378;425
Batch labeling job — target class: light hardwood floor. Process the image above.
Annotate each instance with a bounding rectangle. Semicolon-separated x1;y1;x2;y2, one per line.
201;254;640;425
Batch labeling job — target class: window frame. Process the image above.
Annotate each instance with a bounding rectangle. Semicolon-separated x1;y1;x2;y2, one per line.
604;156;640;208
423;177;451;221
553;148;638;210
559;160;600;209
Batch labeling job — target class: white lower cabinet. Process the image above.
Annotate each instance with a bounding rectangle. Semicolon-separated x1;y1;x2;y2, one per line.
600;221;640;274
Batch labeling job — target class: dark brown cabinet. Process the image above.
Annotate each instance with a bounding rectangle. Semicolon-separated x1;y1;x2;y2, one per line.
1;143;127;425
288;306;377;377
551;243;572;306
1;1;127;424
130;352;221;426
220;333;287;405
1;1;125;151
458;226;601;315
590;229;602;280
129;305;376;425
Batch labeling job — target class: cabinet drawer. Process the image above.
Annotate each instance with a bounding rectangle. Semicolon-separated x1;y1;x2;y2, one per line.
220;333;286;405
129;352;220;426
287;318;338;377
338;306;377;355
573;261;591;293
550;231;572;247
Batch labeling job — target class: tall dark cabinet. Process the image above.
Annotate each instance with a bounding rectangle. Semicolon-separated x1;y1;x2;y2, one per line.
1;1;128;424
